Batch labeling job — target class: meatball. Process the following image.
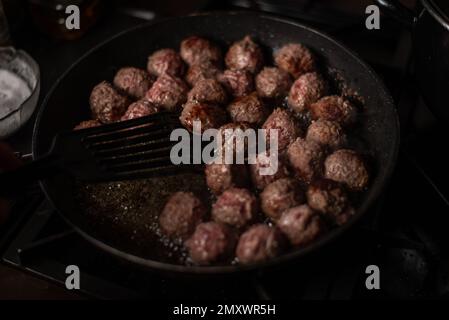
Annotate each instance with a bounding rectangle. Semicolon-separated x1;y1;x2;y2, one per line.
249;152;290;190
262;108;302;152
287;138;325;183
309;95;357;126
146;73;188;112
287;72;326;113
187;79;227;105
236;224;286;264
74;119;101;130
205;163;249;195
186;60;221;86
113;67;154;99
306;119;346;149
185;222;237;265
218;69;254;98
255;67;292;99
180;101;227;133
334;206;355;226
307;179;348;219
277;205;325;247
120;99;160;121
180;36;222;66
274;43;315;78
159;192;207;239
324;149;369;190
89;81;131;123
216;122;254;160
147;48;185;77
227;92;269;126
212;188;258;228
260;178;305;221
225;36;264;74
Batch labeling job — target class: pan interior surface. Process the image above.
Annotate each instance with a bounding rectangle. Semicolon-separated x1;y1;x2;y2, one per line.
32;12;398;273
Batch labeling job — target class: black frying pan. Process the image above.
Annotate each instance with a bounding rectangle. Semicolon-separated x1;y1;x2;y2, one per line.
32;12;399;275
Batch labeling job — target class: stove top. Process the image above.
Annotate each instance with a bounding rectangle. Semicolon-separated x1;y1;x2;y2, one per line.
2;1;449;300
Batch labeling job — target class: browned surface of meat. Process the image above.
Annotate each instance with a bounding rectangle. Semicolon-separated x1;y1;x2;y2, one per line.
205;163;249;195
146;73;188;112
274;43;315;78
147;48;185;77
74;119;101;130
188;79;227;105
89;81;131;123
212;188;258;228
324;149;369;190
227;92;269;126
120;99;160;121
249;152;290;190
306;119;346;149
218;69;254;97
307;179;348;219
180;36;222;66
287;72;326;113
186;60;221;86
225;36;264;74
179;101;227;133
287;138;325;183
255;67;292;99
262;108;302;152
113;67;154;99
309;95;357;126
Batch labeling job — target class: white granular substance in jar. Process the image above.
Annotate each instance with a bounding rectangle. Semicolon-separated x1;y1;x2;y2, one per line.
0;69;31;118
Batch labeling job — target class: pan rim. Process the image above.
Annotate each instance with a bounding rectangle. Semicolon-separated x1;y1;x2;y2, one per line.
32;10;400;275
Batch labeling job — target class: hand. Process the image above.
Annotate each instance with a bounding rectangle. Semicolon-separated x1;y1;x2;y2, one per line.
0;143;22;226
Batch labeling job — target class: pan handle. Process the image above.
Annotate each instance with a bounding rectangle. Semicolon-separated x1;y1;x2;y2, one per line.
0;153;59;196
375;0;418;28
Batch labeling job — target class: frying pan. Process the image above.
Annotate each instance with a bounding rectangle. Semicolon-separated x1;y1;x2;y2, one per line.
32;12;399;275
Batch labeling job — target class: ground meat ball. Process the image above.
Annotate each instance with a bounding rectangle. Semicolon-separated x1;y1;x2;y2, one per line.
186;60;221;86
306;119;346;149
146;73;188;112
225;36;264;74
236;224;287;264
287;72;326;113
185;222;237;265
205;163;249;195
159;192;207;239
90;81;131;123
277;205;325;247
274;43;315;78
180;36;222;66
180;101;227;133
250;152;290;190
255;67;292;99
260;178;305;221
120;99;160;121
310;96;357;126
227;92;269;126
262;108;302;152
188;79;227;105
216;122;254;159
217;69;254;98
324;149;369;190
307;179;348;219
113;67;154;99
147;48;185;77
74;119;101;130
212;188;258;228
287;138;325;183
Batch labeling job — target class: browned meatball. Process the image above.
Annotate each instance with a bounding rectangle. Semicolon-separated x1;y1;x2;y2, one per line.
277;205;325;247
334;206;355;226
120;99;160;121
74;119;101;130
255;67;292;99
147;48;185;77
260;178;305;221
249;152;290;190
187;79;227;105
90;81;131;123
113;67;154;99
225;36;264;74
324;149;369;190
287;138;325;183
262;108;302;152
212;188;258;228
185;222;237;265
146;73;188;112
218;69;254;98
159;192;207;239
310;95;357;126
205;163;249;195
185;60;221;86
227;92;269;126
287;72;326;113
274;43;315;78
179;101;227;133
236;224;286;264
180;36;222;66
306;119;346;149
307;179;348;219
216;122;254;160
